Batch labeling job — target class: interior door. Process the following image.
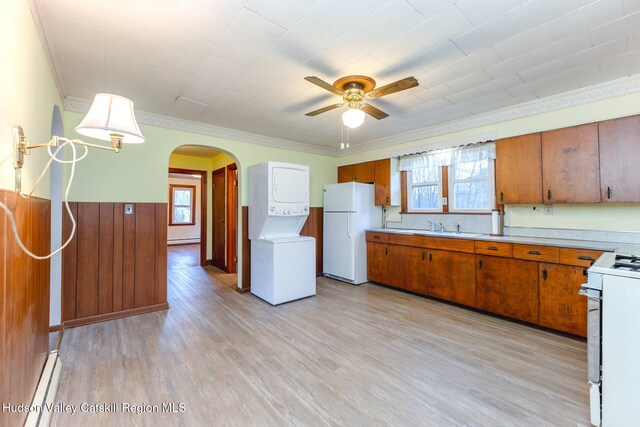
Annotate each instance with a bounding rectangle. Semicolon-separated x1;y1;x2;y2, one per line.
323;212;355;280
212;168;226;270
226;164;238;273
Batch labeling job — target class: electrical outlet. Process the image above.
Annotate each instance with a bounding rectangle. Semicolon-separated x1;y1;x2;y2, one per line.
124;204;134;215
544;205;553;215
442;197;448;206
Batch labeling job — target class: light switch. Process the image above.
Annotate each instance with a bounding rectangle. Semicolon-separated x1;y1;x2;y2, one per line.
124;204;134;215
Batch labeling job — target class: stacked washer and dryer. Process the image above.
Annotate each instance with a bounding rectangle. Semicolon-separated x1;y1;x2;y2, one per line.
248;161;316;305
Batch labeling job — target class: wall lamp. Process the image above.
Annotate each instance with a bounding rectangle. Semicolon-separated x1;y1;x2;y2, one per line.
5;93;144;260
13;93;145;170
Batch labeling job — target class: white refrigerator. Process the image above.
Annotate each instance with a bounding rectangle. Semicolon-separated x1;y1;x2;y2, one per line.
323;183;382;284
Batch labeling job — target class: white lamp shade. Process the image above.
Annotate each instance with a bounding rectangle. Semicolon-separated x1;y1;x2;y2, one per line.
75;94;145;144
342;108;365;129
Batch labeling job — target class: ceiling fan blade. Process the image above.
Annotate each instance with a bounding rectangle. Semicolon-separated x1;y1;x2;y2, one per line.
366;76;419;99
361;104;389;120
305;103;344;117
304;76;343;96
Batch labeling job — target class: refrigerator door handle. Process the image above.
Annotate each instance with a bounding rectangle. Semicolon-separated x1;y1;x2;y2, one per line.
347;213;353;240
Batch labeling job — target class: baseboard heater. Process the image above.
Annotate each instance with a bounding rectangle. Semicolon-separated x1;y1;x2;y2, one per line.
25;351;61;427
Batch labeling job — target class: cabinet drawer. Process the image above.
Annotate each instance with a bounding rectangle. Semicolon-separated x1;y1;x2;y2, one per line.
513;244;559;263
425;237;474;253
474;241;513;257
366;231;389;243
388;233;426;247
559;248;605;267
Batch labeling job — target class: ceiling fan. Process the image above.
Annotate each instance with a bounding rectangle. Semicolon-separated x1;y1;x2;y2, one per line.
304;75;419;128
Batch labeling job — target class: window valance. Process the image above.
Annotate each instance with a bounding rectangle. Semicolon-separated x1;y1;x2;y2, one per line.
398;140;496;171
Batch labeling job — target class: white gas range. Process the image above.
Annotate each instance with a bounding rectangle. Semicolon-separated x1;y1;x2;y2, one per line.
581;252;640;426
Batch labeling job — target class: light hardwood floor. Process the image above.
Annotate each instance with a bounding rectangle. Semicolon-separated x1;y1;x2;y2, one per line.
167;244;200;270
51;266;589;426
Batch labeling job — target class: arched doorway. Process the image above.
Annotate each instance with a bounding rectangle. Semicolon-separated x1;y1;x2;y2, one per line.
167;145;240;276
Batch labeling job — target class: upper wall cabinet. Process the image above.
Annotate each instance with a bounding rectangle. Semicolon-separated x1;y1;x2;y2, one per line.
541;123;601;204
598;115;640;203
496;133;543;204
338;159;399;206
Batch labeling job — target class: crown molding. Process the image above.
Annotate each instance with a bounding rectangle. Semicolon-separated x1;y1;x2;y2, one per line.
27;0;65;100
340;74;640;157
64;97;339;157
66;74;640;159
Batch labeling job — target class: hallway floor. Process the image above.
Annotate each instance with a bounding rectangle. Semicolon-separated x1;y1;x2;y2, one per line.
51;266;589;426
167;244;200;270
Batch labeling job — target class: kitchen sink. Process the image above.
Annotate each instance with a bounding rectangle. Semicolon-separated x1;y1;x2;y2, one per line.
384;229;482;238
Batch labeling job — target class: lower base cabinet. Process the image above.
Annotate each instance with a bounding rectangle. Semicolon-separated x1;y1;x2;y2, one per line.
367;242;389;284
428;250;476;307
365;232;592;337
476;255;539;324
539;263;587;336
389;245;428;294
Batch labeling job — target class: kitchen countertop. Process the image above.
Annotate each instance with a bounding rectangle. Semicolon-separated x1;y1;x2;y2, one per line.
367;228;640;254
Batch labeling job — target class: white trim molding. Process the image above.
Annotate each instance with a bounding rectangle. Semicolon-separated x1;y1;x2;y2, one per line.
64;97;339;157
65;74;640;158
342;74;640;156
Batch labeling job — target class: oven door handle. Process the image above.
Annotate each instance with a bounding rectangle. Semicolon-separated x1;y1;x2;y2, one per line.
579;285;601;300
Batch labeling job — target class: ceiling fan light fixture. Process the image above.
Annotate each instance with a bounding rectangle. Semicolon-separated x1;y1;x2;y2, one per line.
342;108;365;129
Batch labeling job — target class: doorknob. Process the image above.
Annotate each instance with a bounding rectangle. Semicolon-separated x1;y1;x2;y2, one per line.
219;219;224;222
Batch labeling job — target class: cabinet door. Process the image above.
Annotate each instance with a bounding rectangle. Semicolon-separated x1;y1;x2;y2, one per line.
389;245;428;294
539;263;587;336
367;242;389;284
373;158;391;206
338;165;355;183
427;250;476;307
354;161;375;183
598;115;640;202
541;123;600;203
495;134;542;204
476;255;539;324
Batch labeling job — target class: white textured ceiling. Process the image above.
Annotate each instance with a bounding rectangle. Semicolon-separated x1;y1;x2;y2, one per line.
35;0;640;150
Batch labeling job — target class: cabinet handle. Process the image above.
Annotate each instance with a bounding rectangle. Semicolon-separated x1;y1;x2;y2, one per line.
606;186;612;199
500;191;504;202
373;235;380;239
385;247;388;255
577;255;594;261
487;246;499;251
547;189;552;201
421;252;425;261
429;253;432;262
542;269;548;281
527;250;541;255
478;260;483;270
386;196;389;203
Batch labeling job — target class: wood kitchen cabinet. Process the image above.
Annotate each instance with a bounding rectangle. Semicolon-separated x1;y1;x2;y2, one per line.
427;250;476;307
388;245;427;294
539;263;587;337
541;123;600;204
476;255;539;324
338;159;396;205
367;242;390;284
598;114;640;202
373;158;391;205
337;161;374;183
496;133;543;204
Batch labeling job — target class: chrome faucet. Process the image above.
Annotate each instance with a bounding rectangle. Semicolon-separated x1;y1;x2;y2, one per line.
438;222;445;232
455;223;461;234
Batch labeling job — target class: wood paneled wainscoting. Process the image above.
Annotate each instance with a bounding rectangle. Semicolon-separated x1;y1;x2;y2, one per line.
62;202;168;327
0;190;51;427
240;206;323;292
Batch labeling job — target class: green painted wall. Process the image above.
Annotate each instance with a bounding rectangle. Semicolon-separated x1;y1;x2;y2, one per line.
340;92;640;232
1;0;63;197
63;111;337;206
